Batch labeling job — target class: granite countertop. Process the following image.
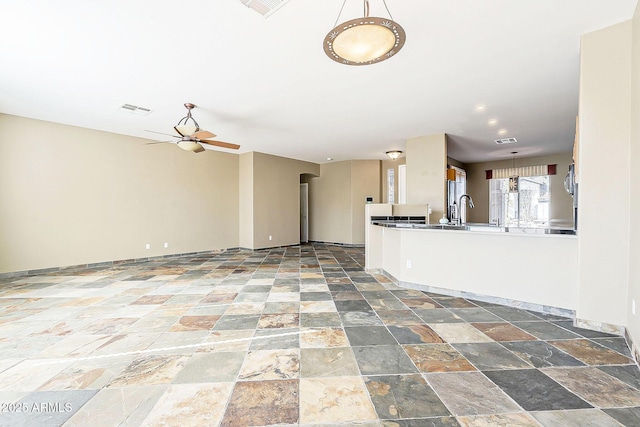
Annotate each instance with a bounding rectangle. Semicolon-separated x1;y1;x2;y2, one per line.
371;217;576;235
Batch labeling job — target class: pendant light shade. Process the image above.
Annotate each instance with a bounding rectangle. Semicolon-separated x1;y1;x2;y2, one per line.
178;140;205;153
174;103;201;137
174;124;198;137
324;0;406;66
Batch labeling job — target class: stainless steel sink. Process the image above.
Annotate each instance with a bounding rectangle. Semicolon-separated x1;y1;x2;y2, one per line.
421;224;468;230
466;223;505;232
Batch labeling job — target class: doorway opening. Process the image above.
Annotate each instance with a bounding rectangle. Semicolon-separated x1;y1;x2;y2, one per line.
300;182;309;243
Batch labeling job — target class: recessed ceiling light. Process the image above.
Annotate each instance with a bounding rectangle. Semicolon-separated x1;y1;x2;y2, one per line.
488;119;498;126
475;105;486;112
498;129;507;135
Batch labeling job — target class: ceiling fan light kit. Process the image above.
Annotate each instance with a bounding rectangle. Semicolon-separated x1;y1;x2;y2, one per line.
178;139;205;153
174;124;198;138
324;0;406;66
174;103;200;137
145;103;240;154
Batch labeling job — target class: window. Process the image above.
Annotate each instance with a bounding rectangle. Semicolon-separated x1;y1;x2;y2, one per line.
387;168;395;204
489;175;550;227
447;167;467;222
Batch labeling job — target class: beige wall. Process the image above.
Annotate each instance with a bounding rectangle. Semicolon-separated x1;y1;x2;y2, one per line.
350;160;381;243
238;152;254;249
628;5;640;356
0;114;239;273
308;160;380;245
249;152;319;249
447;157;467;170
308;161;352;244
465;153;574;225
406;134;447;219
578;20;632;328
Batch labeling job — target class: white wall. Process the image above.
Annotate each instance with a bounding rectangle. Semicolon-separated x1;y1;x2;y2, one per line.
577;21;632;328
627;4;640;358
370;227;578;312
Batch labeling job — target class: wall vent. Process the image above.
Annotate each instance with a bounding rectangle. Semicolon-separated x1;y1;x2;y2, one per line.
239;0;292;17
494;137;517;145
120;104;152;116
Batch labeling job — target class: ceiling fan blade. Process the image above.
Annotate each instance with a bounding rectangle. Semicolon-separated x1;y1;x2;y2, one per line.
145;141;171;145
192;130;217;139
145;130;179;138
193;144;206;153
200;140;241;150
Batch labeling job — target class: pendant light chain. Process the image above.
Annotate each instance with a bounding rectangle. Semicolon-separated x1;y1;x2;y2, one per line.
382;0;394;20
333;0;394;27
333;0;348;28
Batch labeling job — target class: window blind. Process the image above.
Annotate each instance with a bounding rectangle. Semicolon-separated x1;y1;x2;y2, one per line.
485;164;556;179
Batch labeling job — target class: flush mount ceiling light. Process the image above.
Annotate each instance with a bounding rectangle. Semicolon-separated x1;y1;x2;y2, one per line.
386;150;403;160
324;0;406;66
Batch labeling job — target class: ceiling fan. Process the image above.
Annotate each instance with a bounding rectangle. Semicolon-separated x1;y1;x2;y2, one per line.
146;103;240;153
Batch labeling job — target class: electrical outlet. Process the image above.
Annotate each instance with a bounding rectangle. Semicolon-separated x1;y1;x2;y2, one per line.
406;260;412;269
145;243;150;250
164;242;168;248
269;235;272;241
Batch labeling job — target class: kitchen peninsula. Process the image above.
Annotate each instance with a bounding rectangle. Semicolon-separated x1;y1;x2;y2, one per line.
365;204;578;317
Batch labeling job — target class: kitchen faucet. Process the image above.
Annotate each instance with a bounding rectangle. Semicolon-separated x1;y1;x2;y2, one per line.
458;194;474;224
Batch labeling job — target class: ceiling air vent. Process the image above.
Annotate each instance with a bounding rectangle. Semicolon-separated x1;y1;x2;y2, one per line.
120;104;152;116
239;0;292;17
494;137;517;145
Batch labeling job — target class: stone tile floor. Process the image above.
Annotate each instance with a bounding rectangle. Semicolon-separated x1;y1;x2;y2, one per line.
0;243;639;426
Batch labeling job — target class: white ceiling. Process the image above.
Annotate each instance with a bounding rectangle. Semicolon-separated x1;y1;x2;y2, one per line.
0;0;637;164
